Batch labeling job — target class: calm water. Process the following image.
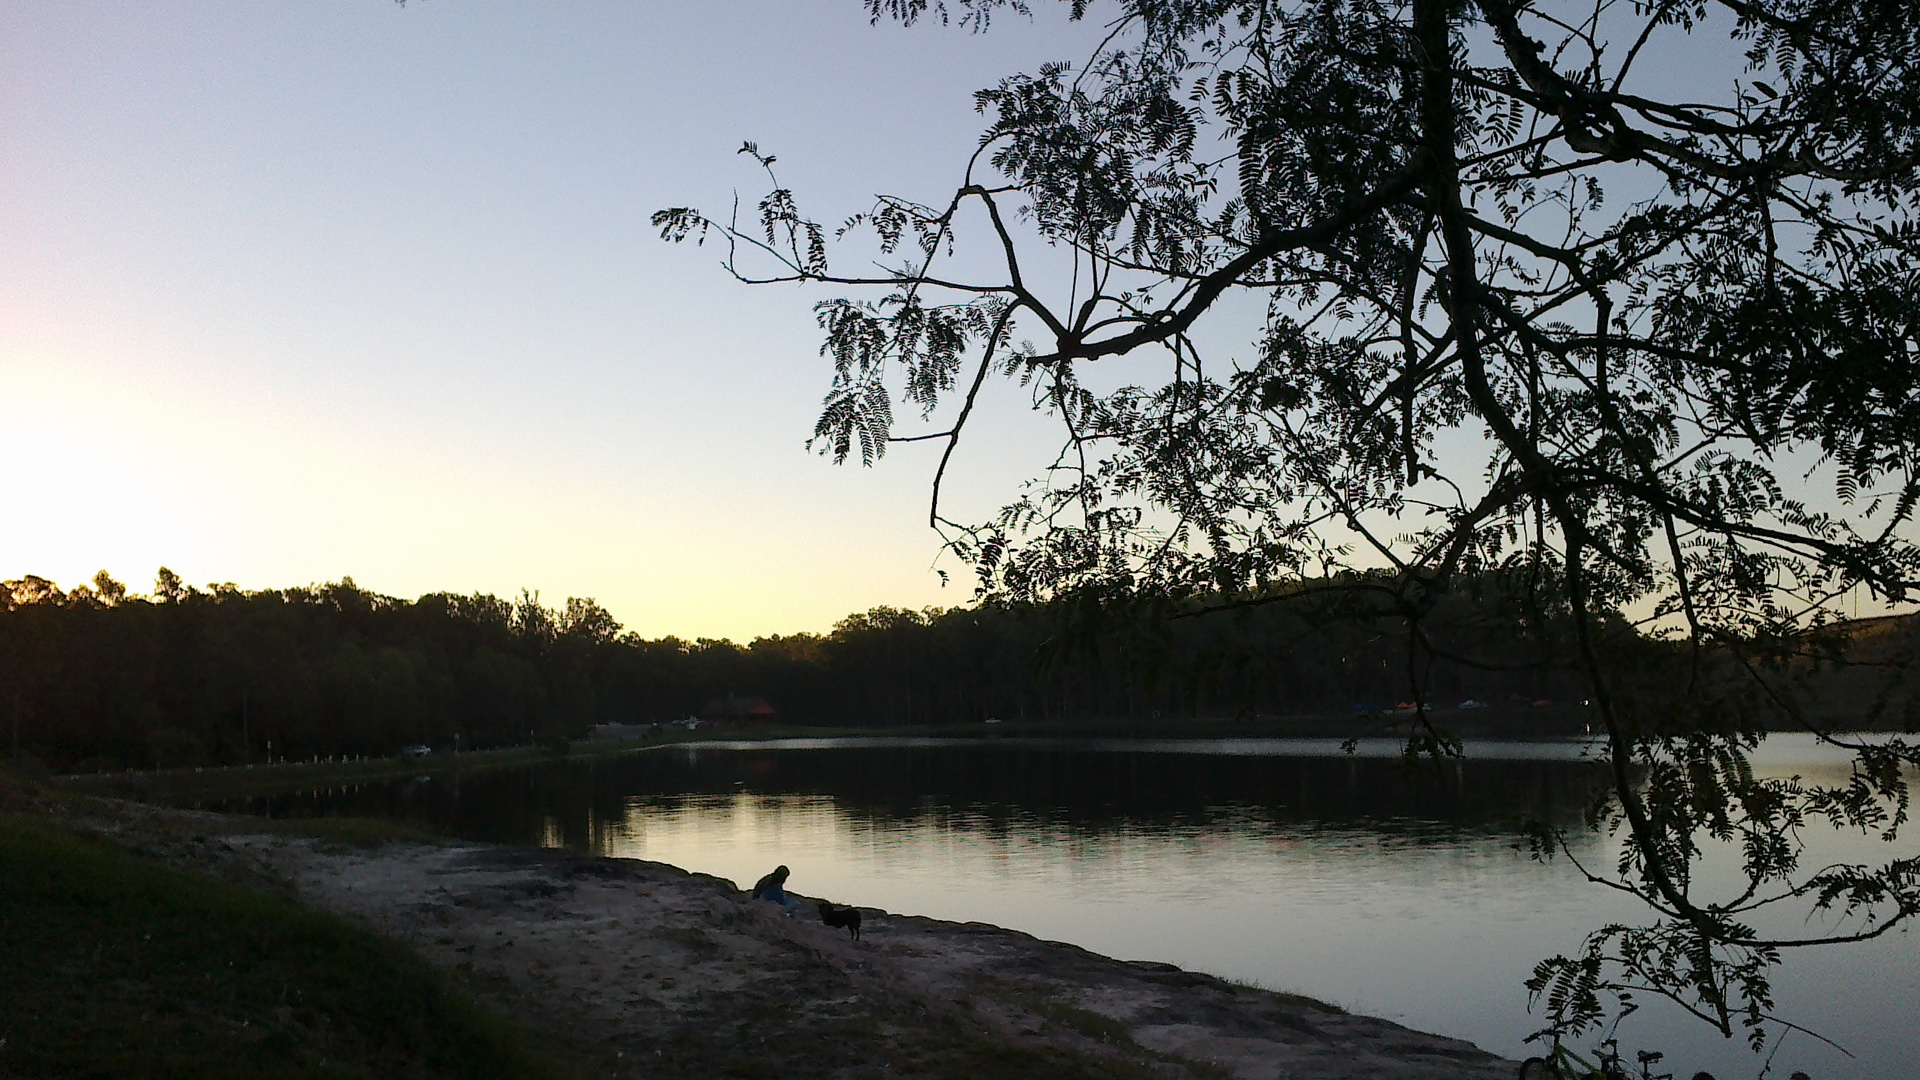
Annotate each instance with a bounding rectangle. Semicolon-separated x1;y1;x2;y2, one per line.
225;736;1918;1079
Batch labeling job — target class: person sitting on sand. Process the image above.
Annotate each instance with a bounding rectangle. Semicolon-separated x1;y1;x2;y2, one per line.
750;864;801;915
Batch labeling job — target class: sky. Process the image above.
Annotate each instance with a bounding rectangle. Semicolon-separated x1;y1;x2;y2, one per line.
4;3;1906;640
1;1;1110;640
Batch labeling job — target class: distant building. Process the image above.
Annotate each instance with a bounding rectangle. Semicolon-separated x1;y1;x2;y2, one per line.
699;695;777;726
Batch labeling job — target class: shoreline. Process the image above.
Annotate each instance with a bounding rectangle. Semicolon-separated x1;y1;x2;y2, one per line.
89;800;1517;1080
50;710;1598;805
46;705;1614;802
59;720;1897;811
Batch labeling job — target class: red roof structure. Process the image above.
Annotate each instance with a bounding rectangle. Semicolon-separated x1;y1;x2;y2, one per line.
698;695;777;725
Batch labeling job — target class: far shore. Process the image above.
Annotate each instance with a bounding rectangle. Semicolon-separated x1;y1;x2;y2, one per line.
53;699;1897;806
53;704;1614;802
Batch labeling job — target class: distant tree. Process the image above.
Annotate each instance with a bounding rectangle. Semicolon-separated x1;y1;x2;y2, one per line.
658;0;1920;1064
512;590;557;649
153;567;188;604
560;597;622;645
88;571;127;606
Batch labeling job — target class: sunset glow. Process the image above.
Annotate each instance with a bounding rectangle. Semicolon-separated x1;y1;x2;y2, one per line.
1;2;1101;639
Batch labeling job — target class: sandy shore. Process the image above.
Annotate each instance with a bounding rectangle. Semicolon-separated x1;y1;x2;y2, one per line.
99;810;1516;1080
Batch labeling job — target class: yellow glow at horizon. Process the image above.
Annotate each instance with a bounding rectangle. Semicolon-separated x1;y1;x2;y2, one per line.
0;345;951;642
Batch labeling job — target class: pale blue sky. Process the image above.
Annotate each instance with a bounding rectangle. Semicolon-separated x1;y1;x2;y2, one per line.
4;3;1902;638
1;1;1105;638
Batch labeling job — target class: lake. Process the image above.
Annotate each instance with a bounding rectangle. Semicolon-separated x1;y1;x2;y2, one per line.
222;736;1917;1079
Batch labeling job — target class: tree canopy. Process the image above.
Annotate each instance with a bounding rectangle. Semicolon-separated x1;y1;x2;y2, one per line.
658;0;1920;1067
2;567;1637;770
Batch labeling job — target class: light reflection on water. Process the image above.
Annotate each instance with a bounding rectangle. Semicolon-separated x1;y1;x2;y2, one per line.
226;736;1917;1079
592;784;1624;1069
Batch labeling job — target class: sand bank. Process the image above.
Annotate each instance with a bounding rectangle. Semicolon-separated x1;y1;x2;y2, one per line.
103;811;1516;1080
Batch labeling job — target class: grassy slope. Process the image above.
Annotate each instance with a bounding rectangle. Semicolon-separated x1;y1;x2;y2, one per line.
0;810;575;1080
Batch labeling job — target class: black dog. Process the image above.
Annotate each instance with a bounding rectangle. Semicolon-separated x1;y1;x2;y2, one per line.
817;900;862;942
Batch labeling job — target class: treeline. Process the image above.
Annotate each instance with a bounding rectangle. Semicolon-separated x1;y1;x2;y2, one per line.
2;569;1594;772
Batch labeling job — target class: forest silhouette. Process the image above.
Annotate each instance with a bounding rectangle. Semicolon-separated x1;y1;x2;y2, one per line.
3;568;1622;771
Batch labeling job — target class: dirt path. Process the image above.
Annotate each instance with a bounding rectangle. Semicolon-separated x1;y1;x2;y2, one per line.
101;820;1510;1080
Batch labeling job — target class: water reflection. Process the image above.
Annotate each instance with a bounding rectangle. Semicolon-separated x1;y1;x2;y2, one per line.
235;739;1612;851
218;738;1915;1080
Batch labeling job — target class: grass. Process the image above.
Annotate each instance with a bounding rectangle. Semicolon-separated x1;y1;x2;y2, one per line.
55;745;610;804
0;762;48;814
1026;1000;1140;1046
219;813;452;850
53;724;814;804
1222;976;1347;1013
0;812;576;1080
880;1021;1178;1080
